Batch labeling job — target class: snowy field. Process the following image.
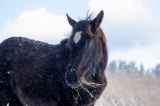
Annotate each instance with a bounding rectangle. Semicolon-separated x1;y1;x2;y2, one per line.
95;72;160;106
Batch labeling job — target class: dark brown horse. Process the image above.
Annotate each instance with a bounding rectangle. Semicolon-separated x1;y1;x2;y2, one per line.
0;10;107;106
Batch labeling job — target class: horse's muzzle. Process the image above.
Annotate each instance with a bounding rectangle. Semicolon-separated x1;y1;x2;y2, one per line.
66;80;80;88
65;70;79;86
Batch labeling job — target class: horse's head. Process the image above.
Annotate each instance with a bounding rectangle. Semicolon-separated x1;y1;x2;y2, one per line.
65;10;104;87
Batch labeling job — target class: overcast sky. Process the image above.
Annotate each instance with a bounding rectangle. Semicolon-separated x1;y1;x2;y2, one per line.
0;0;160;70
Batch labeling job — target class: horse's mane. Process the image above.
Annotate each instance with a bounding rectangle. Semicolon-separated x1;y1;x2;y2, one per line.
96;27;107;43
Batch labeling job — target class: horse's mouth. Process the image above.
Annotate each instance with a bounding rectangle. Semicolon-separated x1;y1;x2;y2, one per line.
66;79;80;88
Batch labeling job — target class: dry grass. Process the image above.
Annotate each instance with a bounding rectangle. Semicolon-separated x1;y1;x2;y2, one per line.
72;77;105;99
95;72;160;106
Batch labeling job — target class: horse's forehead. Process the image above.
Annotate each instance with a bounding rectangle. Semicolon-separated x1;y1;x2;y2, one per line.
75;21;89;30
73;31;82;44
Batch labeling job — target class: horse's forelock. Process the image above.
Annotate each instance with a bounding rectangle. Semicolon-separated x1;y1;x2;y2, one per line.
70;12;94;36
70;12;106;42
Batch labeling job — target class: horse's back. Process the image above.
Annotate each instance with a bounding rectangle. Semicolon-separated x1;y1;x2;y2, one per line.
0;37;70;105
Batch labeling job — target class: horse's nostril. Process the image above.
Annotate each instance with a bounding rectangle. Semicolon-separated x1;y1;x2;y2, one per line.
66;72;77;86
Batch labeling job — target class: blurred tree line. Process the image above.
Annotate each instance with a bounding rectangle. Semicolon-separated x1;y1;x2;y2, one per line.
107;60;160;78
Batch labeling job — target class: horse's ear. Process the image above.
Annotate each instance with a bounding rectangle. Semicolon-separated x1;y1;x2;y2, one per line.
91;10;104;31
66;14;77;27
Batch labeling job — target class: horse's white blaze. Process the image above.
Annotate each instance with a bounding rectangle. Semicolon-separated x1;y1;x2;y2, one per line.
74;31;82;43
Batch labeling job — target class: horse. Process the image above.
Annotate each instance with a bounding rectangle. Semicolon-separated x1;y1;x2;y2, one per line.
0;10;108;106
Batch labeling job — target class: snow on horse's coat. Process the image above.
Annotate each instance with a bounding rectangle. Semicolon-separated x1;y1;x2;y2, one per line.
0;10;108;106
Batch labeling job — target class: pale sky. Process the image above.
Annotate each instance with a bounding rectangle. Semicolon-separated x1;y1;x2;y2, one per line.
0;0;160;70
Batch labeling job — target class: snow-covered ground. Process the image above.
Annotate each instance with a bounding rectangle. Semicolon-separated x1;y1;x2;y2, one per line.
95;72;160;106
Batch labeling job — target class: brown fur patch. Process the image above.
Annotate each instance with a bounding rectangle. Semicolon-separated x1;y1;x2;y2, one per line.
71;25;106;42
71;24;93;37
95;28;107;42
85;25;93;36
